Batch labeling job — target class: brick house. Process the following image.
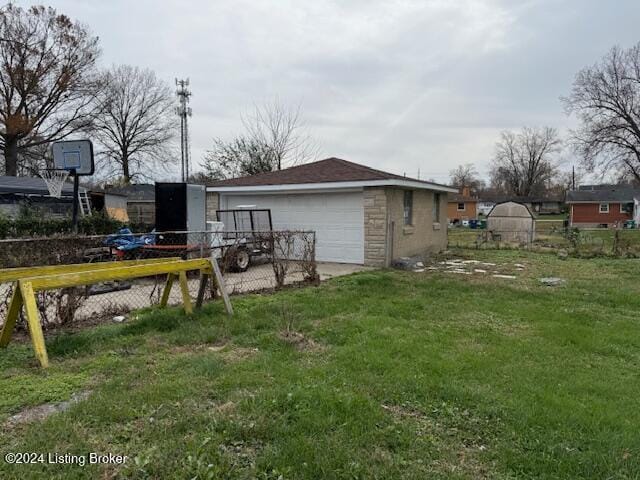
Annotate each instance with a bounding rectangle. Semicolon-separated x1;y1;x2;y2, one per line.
447;186;478;222
566;185;640;228
205;158;456;266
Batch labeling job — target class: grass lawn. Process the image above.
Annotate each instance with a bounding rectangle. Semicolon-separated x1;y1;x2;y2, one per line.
1;250;639;479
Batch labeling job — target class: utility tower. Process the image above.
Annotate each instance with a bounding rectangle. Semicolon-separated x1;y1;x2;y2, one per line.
175;78;192;181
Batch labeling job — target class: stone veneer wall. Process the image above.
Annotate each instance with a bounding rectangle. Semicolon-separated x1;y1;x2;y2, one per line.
364;187;448;266
363;188;389;266
206;192;219;222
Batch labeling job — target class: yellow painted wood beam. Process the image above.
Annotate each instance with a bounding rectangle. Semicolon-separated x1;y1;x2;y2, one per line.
0;257;181;283
24;259;212;291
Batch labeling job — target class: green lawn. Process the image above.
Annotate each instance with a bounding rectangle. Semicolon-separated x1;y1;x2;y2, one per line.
1;250;639;479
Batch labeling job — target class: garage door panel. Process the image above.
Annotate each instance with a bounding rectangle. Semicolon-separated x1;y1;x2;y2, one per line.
221;192;364;263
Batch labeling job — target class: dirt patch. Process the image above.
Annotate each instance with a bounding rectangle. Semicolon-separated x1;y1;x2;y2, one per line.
381;402;495;479
217;345;260;362
5;390;91;428
278;330;326;352
169;341;260;362
219;439;264;469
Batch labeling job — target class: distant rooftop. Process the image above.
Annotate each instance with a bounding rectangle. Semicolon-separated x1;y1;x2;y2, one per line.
106;184;155;201
567;185;640;203
0;175;86;197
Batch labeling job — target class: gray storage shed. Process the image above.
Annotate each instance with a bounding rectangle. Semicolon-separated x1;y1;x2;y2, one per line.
487;201;535;244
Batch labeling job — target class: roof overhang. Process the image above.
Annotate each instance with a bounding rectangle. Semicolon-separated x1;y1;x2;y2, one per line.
207;179;457;194
566;199;634;204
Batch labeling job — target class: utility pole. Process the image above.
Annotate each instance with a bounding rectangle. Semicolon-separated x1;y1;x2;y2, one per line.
175;78;192;182
572;165;576;190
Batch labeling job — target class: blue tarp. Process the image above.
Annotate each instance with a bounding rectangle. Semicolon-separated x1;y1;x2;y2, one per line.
103;228;157;251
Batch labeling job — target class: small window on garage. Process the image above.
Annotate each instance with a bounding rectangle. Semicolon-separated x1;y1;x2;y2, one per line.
457;202;465;211
621;202;633;213
433;193;441;222
599;203;609;213
404;190;413;225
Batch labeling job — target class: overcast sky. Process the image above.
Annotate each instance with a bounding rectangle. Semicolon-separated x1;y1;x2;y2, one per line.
22;0;640;183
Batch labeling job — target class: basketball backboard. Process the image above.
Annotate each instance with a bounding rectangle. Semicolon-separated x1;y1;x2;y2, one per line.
52;140;94;176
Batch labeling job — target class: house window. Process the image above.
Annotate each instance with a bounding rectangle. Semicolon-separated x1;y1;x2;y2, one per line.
621;202;633;214
599;203;609;214
457;202;465;211
433;193;441;223
403;190;413;225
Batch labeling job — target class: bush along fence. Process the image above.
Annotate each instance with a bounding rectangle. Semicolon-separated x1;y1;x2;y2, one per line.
0;229;317;331
0;207;154;239
447;226;640;257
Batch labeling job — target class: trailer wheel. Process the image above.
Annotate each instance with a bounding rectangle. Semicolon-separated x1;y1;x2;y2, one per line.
233;248;250;272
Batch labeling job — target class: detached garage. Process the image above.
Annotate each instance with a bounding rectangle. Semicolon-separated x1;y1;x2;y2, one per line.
206;158;456;266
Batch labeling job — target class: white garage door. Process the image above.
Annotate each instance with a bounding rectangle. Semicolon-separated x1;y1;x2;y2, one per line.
220;191;364;264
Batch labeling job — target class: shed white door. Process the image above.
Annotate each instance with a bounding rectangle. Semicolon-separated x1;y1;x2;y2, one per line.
220;191;365;264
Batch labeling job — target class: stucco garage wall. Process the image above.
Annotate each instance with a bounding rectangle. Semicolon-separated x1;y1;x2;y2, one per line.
385;187;447;259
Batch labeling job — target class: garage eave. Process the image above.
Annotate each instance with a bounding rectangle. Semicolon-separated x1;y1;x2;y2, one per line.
207;180;457;194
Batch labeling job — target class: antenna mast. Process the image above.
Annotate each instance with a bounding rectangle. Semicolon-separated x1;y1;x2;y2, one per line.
175;78;192;182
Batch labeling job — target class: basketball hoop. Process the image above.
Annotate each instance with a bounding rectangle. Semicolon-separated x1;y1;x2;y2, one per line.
39;169;70;198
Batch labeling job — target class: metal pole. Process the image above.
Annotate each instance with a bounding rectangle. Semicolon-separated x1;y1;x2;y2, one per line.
180;116;185;182
71;169;79;234
184;113;189;180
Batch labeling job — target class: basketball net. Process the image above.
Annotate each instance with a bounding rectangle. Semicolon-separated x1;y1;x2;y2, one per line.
39;169;70;199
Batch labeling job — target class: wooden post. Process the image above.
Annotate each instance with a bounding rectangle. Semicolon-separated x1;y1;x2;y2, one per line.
19;281;49;368
0;286;23;347
195;271;209;309
211;258;233;316
160;273;175;307
178;271;193;314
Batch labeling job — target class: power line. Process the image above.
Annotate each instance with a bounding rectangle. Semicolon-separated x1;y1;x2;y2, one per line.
175;78;192;182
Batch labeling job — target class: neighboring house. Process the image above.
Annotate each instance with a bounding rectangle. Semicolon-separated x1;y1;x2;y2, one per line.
107;184;156;225
447;187;478;222
566;184;640;228
206;157;456;266
477;194;565;216
0;175;89;218
88;189;129;222
477;200;495;216
525;196;565;215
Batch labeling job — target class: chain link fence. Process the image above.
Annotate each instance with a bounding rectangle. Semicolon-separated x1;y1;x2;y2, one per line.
448;226;640;257
0;229;317;331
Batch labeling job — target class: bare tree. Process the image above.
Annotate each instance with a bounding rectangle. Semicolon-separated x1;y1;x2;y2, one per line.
201;136;276;180
242;99;319;170
0;4;101;176
563;43;640;182
93;65;176;183
490;127;561;196
449;163;485;192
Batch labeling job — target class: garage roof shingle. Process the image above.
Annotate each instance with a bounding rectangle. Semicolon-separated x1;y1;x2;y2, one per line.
207;157;452;189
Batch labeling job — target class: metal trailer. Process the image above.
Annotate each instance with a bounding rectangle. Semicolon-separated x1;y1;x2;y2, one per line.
215;209;273;271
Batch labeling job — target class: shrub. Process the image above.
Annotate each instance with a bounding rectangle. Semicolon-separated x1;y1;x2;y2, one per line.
0;206;127;239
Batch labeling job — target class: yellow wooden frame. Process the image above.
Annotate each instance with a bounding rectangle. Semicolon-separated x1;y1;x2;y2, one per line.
0;258;220;368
